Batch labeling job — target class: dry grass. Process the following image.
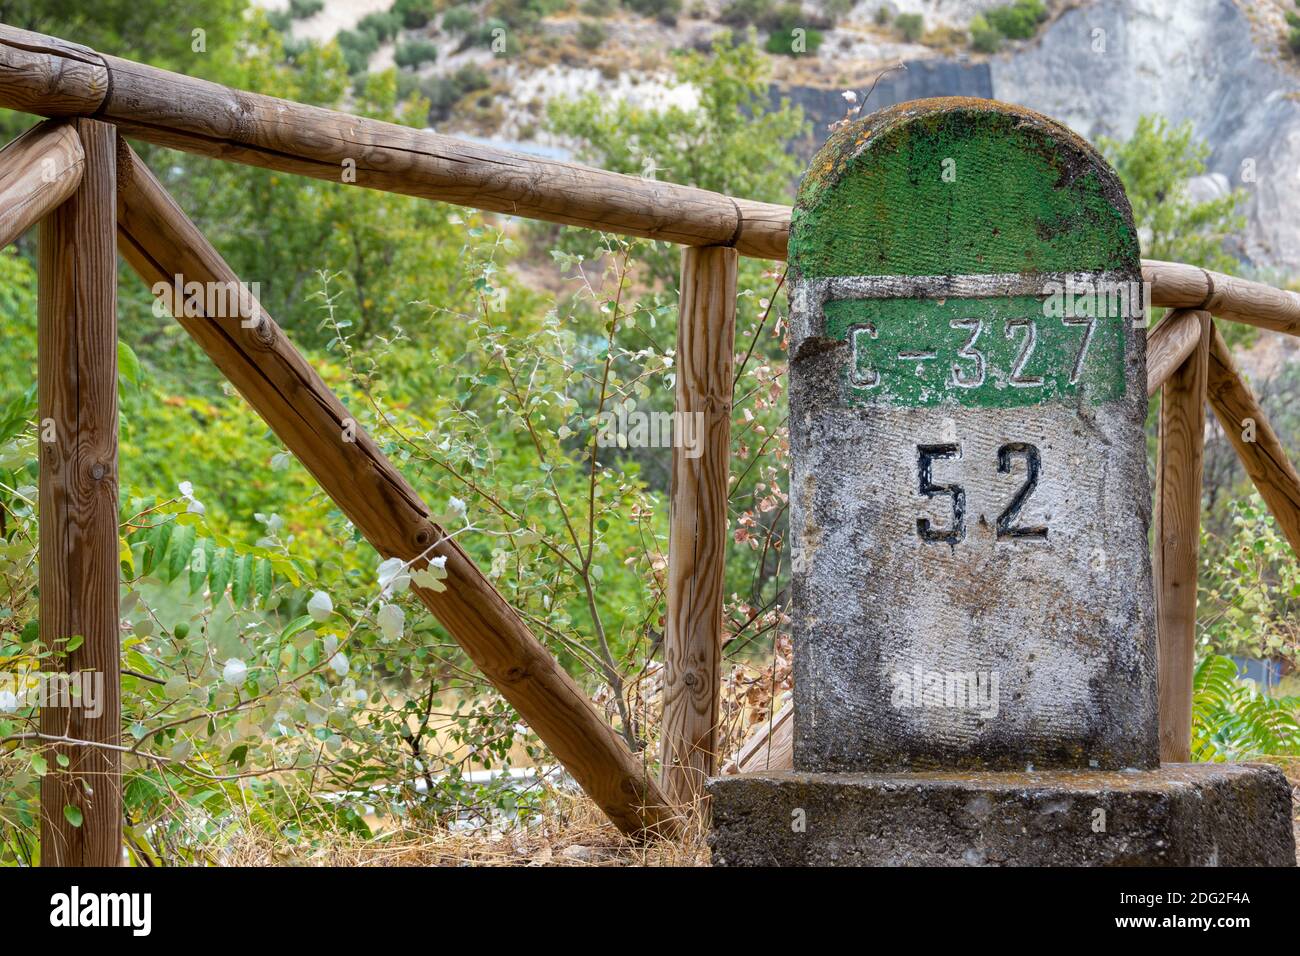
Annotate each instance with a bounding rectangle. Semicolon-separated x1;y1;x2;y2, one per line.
221;790;711;867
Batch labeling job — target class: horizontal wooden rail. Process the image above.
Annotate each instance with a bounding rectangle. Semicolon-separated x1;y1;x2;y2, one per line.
2;23;1300;330
1143;260;1300;337
0;24;787;260
114;143;675;838
1205;322;1300;555
0;119;83;249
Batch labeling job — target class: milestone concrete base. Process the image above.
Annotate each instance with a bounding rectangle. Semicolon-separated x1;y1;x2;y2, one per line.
706;764;1295;866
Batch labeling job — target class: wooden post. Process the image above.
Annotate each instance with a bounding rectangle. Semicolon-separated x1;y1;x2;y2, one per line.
1205;322;1300;555
114;145;675;838
660;245;737;807
1154;311;1210;763
0;120;84;250
37;119;119;866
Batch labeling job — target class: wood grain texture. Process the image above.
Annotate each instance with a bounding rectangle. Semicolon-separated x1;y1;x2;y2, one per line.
1144;260;1300;337
1154;311;1209;763
114;144;675;838
0;119;83;249
1205;322;1300;556
37;119;119;866
0;25;107;116
0;25;786;260
659;246;737;807
1146;308;1204;398
723;698;793;774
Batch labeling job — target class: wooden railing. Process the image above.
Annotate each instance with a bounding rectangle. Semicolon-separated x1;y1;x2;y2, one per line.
0;22;1298;861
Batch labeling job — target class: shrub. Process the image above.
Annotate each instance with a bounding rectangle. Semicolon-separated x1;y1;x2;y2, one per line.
582;0;618;13
470;17;521;54
986;0;1046;41
893;12;923;42
357;10;403;41
1288;12;1300;54
394;39;439;68
289;0;325;18
394;0;438;29
442;5;477;33
337;27;380;74
766;26;822;55
577;19;607;49
824;0;854;21
625;0;683;23
969;14;1001;53
719;0;774;27
874;5;890;26
765;4;823;55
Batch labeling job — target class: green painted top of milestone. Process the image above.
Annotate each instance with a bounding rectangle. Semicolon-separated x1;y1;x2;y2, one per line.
789;98;1140;279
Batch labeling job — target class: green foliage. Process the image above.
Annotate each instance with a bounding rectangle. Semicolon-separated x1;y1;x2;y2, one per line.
719;0;774;27
468;17;520;55
873;4;890;26
1200;497;1300;672
577;19;607;50
548;31;807;278
970;15;1001;53
624;0;682;23
289;0;324;18
337;27;380;74
394;0;438;29
1287;11;1300;54
894;12;924;42
1099;115;1247;274
764;4;823;56
1192;655;1300;761
394;39;439;69
985;0;1047;41
358;10;404;41
408;64;492;121
441;4;477;33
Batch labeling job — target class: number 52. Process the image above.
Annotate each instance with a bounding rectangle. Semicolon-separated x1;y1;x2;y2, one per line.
916;442;1048;544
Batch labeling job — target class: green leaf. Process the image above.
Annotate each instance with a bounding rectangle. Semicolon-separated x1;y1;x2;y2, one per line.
254;557;273;602
167;524;196;583
117;340;141;389
190;537;213;594
231;553;254;608
279;615;315;643
63;805;83;828
143;519;173;577
63;634;83;654
208;547;232;601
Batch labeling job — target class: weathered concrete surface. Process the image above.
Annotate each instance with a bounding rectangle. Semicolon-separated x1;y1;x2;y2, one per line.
788;98;1157;772
707;764;1297;867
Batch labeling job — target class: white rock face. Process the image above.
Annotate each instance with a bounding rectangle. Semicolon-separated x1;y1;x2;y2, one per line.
992;0;1300;270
